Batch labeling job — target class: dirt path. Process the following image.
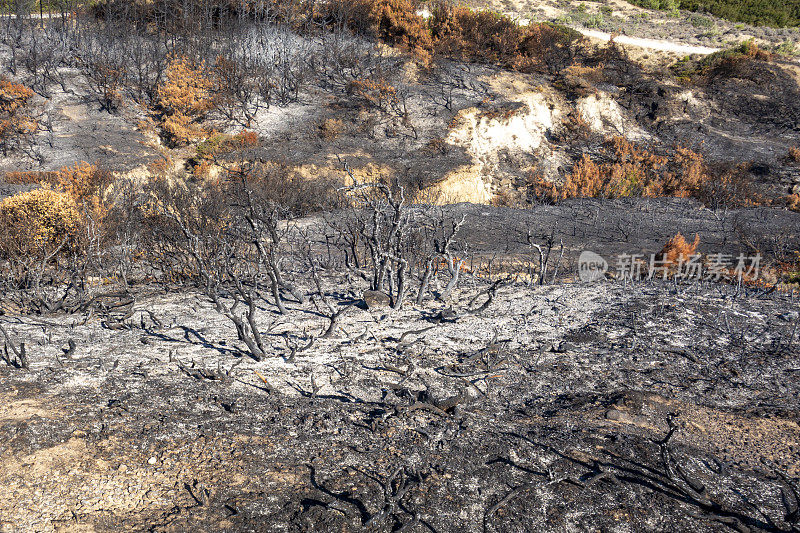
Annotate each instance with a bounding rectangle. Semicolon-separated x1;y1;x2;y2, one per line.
574;27;720;55
512;15;722;55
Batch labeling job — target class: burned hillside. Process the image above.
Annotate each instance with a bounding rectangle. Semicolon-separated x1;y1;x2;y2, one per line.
1;1;800;532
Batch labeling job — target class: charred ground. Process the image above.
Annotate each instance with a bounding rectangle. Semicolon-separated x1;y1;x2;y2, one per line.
1;201;799;532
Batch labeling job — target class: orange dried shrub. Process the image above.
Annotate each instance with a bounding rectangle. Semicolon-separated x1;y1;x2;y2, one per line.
0;78;38;155
323;0;582;71
235;130;259;148
664;146;708;197
545;138;669;201
53;162;112;215
429;3;583;73
528;172;560;203
535;137;761;207
787;193;800;211
0;188;83;258
345;0;434;62
318;118;345;140
347;78;398;111
517;22;584;74
147;154;175;176
2;170;56;185
195;131;260;161
0;79;34;115
560;64;605;96
787;147;800;164
193;159;214;179
561;154;602;199
432;6;523;65
659;232;700;266
156;56;214;145
601;137;668;198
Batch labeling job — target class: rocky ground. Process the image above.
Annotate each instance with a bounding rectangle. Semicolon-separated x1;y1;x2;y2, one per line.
1;201;799;532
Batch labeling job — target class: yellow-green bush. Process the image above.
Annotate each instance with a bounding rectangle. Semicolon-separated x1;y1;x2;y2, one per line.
3;161;111;217
0;188;83;258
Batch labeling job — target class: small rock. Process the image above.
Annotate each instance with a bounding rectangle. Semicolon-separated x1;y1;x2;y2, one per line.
363;290;391;309
551;341;576;353
435;307;457;323
147;456;157;465
779;311;799;322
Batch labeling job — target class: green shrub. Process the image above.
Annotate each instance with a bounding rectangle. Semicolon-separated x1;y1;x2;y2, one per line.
775;41;799;56
689;14;713;27
585;13;604;27
671;39;773;80
627;0;800;27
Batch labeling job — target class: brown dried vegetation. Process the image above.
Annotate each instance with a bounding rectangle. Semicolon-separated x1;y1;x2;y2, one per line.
156;56;215;146
659;232;700;265
531;137;763;208
324;0;584;71
0;78;37;156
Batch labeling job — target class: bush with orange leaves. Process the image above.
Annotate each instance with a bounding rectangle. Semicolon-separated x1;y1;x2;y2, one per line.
642;232;700;279
156;56;215;145
659;232;700;266
195;131;259;161
531;137;762;208
428;3;583;72
433;6;582;73
346;78;399;111
431;6;523;65
0;78;38;156
326;0;434;62
52;162;113;217
787;193;800;212
322;0;583;71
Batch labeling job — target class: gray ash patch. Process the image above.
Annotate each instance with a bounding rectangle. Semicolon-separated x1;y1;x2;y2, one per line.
0;279;798;532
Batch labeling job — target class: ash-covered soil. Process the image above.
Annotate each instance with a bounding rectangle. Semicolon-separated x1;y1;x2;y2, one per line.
1;202;799;532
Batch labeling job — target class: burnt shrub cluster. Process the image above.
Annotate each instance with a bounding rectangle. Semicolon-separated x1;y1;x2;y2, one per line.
529;137;763;209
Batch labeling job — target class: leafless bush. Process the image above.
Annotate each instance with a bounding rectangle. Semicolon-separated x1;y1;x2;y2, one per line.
145;161;318;359
328;173;412;309
146;176;266;359
0;323;27;369
415;210;467;304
